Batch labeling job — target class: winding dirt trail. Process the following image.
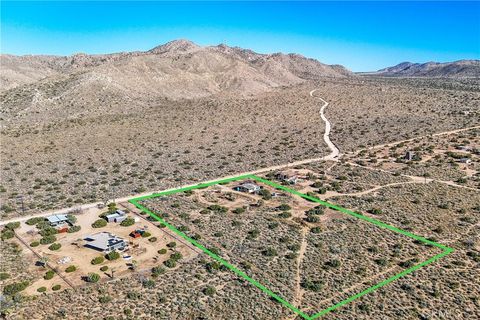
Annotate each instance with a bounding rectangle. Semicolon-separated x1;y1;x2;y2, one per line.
3;92;479;226
310;89;340;160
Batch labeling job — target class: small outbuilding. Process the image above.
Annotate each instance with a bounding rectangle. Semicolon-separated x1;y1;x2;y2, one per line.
404;151;415;161
84;232;128;253
234;182;261;194
275;172;298;185
105;210;127;223
46;214;71;227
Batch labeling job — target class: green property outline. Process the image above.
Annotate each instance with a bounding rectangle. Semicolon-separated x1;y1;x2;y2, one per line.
128;174;454;320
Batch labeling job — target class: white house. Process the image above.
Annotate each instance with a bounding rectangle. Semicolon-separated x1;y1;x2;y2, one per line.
234;182;261;194
45;214;70;227
105;210;127;223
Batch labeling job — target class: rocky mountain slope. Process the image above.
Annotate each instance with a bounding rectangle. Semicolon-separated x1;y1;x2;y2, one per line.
367;60;480;78
0;39;351;96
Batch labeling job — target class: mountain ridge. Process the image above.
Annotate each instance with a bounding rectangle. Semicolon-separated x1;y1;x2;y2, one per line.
365;59;480;77
0;39;352;93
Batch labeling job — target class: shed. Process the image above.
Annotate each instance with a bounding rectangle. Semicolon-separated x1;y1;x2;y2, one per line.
106;210;127;223
46;214;70;227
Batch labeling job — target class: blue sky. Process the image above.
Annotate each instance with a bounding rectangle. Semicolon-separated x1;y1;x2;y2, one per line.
1;1;479;71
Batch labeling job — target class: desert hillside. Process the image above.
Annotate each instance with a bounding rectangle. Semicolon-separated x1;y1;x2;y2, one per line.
367;60;480;77
0;39;351;98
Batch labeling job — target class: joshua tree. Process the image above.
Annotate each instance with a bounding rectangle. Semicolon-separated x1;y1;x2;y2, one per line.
39;256;49;268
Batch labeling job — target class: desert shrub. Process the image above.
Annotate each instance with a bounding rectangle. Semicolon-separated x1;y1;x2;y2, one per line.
158;248;167;254
142;279;155;288
325;259;341;268
141;231;151;238
191;233;202;240
317;187;327;194
247;229;260;240
37;286;47;293
170;252;183;261
66;214;77;224
148;236;157;242
285;252;298;259
91;256;105;265
30;241;40;247
3;281;29;295
166;241;176;248
126;291;140;299
203;286;216;296
0;272;10;280
99;295;112;303
301;279;323;292
310;227;322;234
40;235;56;244
368;208;383;215
288;244;301;251
44;270;55;280
92;219;107;228
48;243;61;251
232;207;245;214
120;217;135;227
5;222;20;230
105;250;120;261
262;247;278;257
65;265;76;273
39;226;57;237
26;217;44;226
305;215;320;223
163;258;176;268
107;202;117;213
259;189;271;200
278;211;292;219
1;229;15;240
151;266;165;277
207;204;228;213
306;206;325;215
205;261;224;273
51;284;61;291
278;204;291;211
67;225;81;233
86;272;100;283
100;266;109;272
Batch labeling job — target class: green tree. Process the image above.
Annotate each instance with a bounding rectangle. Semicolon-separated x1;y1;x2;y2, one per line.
86;272;100;283
92;219;107;228
105;250;120;261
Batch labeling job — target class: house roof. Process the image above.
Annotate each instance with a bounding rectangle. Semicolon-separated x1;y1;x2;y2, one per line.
240;183;260;190
106;210;126;219
46;214;69;224
84;232;126;251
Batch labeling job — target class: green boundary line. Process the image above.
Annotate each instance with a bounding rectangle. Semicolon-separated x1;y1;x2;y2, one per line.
129;174;453;320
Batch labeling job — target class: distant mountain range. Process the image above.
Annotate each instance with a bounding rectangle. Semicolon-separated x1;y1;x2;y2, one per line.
1;40;478;100
0;39;351;95
364;60;480;78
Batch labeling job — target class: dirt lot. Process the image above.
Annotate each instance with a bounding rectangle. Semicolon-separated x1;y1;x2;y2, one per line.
12;205;197;295
140;177;442;317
